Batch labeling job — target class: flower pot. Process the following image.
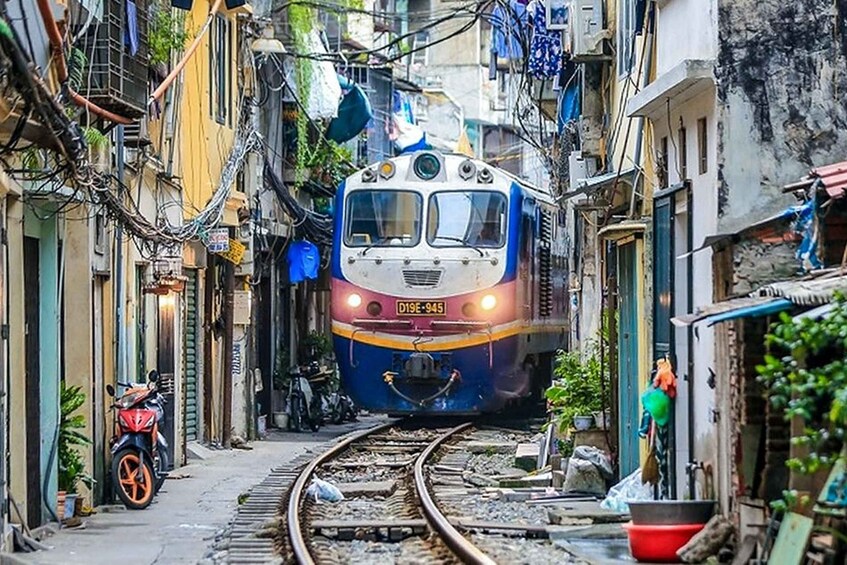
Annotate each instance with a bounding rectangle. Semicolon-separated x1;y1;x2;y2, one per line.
274;412;289;429
593;410;610;430
573;415;594;431
64;494;78;521
74;496;84;517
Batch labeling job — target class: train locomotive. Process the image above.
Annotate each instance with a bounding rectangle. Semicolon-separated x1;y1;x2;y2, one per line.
330;151;568;414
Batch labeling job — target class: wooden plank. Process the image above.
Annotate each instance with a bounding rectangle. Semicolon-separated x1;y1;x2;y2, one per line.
768;512;813;565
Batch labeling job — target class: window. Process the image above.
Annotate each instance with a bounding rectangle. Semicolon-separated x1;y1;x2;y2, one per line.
210;15;231;126
678;127;687;180
658;136;669;189
697;117;708;174
427;191;508;248
345;190;422;247
617;0;636;77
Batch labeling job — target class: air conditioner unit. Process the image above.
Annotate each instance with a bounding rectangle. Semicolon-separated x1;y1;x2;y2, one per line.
568;150;597;190
568;0;608;61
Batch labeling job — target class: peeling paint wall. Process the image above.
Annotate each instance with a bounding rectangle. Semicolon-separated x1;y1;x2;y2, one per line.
716;0;847;232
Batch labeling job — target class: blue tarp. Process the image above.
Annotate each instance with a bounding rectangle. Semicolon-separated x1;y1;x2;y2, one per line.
705;298;793;326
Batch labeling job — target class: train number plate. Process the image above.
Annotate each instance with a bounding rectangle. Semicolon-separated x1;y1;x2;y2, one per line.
396;300;446;316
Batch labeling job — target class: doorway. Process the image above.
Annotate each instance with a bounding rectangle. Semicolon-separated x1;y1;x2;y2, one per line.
617;241;640;476
23;236;41;528
157;295;176;469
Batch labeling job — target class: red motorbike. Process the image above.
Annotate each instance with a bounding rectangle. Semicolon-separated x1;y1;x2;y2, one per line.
106;370;169;509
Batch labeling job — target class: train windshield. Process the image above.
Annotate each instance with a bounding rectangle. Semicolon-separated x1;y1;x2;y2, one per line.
344;190;422;247
427;191;507;248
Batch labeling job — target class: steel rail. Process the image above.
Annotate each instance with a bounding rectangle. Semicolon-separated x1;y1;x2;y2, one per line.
414;422;497;565
287;420;397;565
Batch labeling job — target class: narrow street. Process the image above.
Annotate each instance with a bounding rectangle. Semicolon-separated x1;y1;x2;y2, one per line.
6;420;383;565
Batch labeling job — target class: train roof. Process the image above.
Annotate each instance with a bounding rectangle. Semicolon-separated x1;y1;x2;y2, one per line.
358;151;556;205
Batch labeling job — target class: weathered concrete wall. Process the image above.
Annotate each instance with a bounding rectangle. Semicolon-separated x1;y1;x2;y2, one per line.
729;238;800;296
716;0;847;232
655;0;718;75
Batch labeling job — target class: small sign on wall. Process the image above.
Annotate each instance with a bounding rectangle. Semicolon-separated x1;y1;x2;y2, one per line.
233;290;251;326
206;228;230;253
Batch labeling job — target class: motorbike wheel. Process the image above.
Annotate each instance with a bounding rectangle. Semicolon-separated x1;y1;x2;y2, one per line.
154;448;169;494
309;397;322;432
112;449;155;510
289;393;305;432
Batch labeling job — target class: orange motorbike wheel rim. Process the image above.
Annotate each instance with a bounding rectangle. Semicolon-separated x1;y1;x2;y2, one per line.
117;453;153;504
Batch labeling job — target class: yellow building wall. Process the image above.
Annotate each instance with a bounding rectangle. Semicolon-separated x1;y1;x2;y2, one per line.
176;3;239;218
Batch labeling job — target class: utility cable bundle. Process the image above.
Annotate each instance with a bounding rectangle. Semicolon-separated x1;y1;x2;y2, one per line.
263;156;333;247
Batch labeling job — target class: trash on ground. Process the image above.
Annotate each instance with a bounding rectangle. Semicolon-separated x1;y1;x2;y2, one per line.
306;477;344;503
600;469;653;513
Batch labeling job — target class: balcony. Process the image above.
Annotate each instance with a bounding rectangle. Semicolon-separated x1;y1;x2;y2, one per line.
75;0;150;119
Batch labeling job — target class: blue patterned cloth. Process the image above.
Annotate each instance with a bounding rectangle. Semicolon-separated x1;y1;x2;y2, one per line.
527;0;563;79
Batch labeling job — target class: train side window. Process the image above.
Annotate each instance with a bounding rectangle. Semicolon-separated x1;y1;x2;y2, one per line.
520;215;532;260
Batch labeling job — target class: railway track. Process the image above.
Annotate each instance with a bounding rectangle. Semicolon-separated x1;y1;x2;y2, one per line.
286;419;499;565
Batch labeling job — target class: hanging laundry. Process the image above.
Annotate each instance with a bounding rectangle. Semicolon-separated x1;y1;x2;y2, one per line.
487;0;527;80
326;74;373;143
557;79;580;134
287;240;320;283
124;0;139;56
527;0;563;79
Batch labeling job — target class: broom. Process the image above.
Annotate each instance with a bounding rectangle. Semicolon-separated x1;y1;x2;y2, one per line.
642;421;659;485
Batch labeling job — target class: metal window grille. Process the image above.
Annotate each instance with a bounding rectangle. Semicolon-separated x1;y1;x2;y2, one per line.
76;0;150;118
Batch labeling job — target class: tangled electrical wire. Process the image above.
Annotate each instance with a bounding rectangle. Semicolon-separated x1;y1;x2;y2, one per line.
263;156;333;247
0;6;263;254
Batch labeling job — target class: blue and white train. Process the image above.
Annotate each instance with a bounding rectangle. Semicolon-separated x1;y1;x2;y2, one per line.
330;151;568;414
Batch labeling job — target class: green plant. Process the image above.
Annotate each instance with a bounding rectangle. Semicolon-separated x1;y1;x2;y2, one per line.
58;382;93;494
307;140;354;189
302;330;333;361
546;343;609;434
83;127;110;153
757;294;847;477
149;1;190;66
288;4;315;186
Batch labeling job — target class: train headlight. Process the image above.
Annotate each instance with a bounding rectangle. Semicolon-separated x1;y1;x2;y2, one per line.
367;301;382;316
347;293;363;308
378;161;395;179
413;153;441;180
480;294;497;311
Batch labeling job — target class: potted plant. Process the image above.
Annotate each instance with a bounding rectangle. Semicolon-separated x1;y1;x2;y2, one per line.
58;382;93;520
546;344;609;435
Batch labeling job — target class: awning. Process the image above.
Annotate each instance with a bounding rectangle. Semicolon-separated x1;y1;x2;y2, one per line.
784;160;847;199
560;167;636;201
677;206;802;259
792;302;836;322
671;296;793;327
598;220;646;241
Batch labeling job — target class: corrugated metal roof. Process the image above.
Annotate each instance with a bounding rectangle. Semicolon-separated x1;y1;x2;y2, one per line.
811;160;847;199
754;270;847;306
671;296;789;327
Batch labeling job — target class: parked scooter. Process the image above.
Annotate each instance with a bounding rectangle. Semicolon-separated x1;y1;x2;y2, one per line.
106;370;169;509
287;362;326;432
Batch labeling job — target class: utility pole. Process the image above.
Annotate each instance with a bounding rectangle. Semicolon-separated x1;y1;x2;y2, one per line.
222;255;235;448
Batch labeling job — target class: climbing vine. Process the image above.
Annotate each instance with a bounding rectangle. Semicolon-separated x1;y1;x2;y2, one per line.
288;4;315;186
288;0;365;186
757;294;847;477
148;0;191;66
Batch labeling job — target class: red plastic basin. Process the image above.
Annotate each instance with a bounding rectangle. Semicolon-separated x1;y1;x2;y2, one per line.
623;522;705;562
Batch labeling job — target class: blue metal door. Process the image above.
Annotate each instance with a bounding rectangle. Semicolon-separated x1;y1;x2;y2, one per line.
617;242;640;475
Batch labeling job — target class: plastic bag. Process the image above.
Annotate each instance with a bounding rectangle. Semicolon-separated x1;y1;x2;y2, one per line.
562;458;606;495
305;477;344;503
572;446;614;480
600;469;653;513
